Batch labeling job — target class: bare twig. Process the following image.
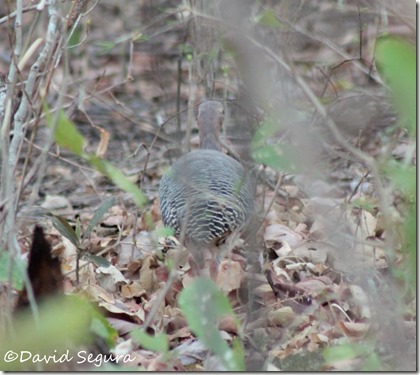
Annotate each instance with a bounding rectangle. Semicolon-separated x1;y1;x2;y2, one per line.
0;0;69;25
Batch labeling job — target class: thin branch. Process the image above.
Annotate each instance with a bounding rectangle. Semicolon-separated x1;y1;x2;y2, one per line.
0;0;70;25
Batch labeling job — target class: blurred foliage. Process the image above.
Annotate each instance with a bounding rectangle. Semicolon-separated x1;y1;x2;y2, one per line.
255;9;284;28
178;277;245;371
375;37;416;137
251;118;298;173
351;196;377;213
0;295;117;371
375;36;416;294
89;304;119;350
0;251;25;291
323;342;382;371
95;31;145;54
278;350;324;371
44;107;147;208
324;35;416;372
131;329;169;354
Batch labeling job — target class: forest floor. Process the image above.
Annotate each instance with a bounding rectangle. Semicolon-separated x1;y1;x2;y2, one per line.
1;0;416;371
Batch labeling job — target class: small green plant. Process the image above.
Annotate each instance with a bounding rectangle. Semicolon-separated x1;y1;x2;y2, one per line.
37;197;117;274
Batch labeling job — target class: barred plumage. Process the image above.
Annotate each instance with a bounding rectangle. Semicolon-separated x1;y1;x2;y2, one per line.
158;101;254;277
159;149;254;243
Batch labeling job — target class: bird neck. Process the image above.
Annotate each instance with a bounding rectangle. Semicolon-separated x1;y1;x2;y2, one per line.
199;131;222;151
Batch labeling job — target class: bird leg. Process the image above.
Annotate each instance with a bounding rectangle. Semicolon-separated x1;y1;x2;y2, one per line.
211;229;242;281
187;229;242;281
187;252;219;281
187;253;202;277
209;258;220;281
187;248;212;278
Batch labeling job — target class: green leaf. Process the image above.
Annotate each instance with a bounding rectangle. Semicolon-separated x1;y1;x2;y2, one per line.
90;310;118;349
45;109;86;156
89;156;147;208
375;37;416;137
75;216;82;241
130;329;169;354
323;343;367;363
44;105;147;209
68;24;82;48
96;32;145;54
143;211;155;231
383;162;416;198
251;118;279;147
155;226;175;238
362;352;382;371
136;33;150;42
251;117;299;172
231;338;246;371
49;214;80;248
130;31;144;42
0;251;25;290
83;197;115;240
252;144;297;173
84;254;112;268
38;209;81;248
95;40;117;54
382;158;416;295
0;296;94;371
351;197;375;212
403;206;416;294
178;277;244;371
207;46;219;64
179;43;194;55
114;31;142;45
256;9;284;28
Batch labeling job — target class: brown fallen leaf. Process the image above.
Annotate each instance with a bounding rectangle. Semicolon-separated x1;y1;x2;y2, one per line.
291;241;330;264
264;224;304;258
138;255;160;293
96;265;129;293
216;259;244;293
117;231;157;267
93;124;110;158
295;276;333;293
82;283;116;304
99;300;145;324
107;317;142;336
218;315;239;334
307;332;329;352
346;207;377;240
168;326;192;341
120;281;147;299
172;339;207;366
41;194;73;213
268;306;296;327
265;269;312;305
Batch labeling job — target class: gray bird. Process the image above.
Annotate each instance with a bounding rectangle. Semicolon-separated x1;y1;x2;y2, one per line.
159;101;254;279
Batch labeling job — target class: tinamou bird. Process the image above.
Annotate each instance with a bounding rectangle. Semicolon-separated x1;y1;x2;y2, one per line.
159;100;254;279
